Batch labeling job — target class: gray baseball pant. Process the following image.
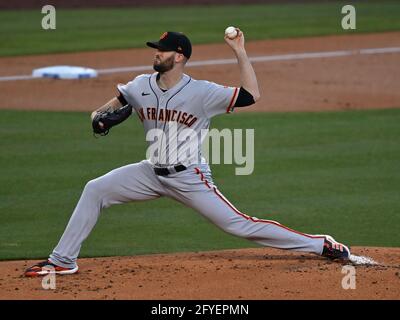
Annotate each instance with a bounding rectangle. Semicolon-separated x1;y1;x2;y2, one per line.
49;160;324;268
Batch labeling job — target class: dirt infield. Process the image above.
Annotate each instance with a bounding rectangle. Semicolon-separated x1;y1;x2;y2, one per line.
0;247;399;299
1;32;399;300
1;32;399;112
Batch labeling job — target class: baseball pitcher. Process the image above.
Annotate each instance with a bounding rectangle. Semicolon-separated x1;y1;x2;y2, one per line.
25;30;350;277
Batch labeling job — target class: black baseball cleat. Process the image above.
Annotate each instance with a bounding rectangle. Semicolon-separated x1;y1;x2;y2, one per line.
321;235;351;261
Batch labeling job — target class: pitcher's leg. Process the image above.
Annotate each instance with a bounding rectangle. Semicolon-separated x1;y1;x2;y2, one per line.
50;160;162;268
167;167;325;254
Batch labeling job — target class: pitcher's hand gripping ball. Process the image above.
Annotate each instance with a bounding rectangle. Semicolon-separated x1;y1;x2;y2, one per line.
92;104;133;136
225;26;238;39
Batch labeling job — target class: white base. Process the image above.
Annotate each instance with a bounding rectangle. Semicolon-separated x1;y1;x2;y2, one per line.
32;65;98;79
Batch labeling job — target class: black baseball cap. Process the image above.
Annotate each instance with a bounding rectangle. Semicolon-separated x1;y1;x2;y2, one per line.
146;31;192;59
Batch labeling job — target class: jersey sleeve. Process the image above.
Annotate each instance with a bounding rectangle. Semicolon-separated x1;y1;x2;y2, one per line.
202;81;239;118
117;74;145;108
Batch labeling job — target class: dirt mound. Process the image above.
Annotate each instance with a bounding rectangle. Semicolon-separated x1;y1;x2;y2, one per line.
0;247;399;299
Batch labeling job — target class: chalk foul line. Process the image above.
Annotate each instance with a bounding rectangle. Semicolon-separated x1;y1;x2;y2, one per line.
0;46;399;82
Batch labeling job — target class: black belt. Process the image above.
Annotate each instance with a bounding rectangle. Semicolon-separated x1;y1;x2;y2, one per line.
154;164;187;176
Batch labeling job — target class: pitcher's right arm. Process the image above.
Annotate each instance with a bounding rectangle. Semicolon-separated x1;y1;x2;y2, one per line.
90;97;124;121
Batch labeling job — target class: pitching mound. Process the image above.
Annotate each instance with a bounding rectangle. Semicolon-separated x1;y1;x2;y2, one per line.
0;247;399;299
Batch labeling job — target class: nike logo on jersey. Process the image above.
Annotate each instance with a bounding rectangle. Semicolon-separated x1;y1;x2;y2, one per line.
141;92;151;96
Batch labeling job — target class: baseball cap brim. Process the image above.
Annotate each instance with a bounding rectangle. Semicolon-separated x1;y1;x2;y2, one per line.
146;41;174;52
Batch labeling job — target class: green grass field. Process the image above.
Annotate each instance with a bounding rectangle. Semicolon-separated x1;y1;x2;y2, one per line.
0;1;398;261
0;0;399;56
0;109;399;260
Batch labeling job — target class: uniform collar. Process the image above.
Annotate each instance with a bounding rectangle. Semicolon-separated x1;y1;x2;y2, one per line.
150;72;190;97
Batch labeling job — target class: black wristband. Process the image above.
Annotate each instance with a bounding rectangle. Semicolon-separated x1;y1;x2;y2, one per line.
117;91;128;106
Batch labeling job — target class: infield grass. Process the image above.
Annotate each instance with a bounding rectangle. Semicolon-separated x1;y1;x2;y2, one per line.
0;108;399;260
0;1;399;56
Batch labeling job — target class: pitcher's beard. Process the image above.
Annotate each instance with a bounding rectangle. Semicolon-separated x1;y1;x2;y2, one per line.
153;55;175;73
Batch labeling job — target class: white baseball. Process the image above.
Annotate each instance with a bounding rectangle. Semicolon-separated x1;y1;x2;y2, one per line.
225;26;238;39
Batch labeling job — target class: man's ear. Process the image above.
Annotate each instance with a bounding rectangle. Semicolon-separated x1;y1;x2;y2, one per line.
175;53;185;63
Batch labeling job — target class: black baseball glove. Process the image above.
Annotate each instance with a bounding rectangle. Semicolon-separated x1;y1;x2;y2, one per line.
92;104;133;136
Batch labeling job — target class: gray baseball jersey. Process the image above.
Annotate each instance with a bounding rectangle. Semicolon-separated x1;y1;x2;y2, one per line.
49;73;325;269
117;73;239;166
